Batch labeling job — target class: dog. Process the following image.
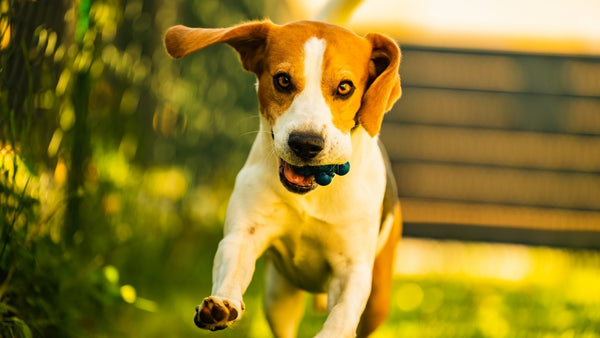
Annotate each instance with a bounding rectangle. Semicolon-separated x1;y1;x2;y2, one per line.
164;20;402;338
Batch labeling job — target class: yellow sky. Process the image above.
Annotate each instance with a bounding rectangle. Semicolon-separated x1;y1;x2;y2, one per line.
290;0;600;55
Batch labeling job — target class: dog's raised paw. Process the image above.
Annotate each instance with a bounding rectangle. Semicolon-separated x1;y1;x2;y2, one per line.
194;297;243;331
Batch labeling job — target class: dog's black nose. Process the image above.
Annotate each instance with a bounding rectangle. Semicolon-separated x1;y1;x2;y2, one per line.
288;132;324;160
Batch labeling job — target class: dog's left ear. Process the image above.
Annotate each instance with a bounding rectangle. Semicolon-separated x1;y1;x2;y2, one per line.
357;33;401;137
164;20;274;74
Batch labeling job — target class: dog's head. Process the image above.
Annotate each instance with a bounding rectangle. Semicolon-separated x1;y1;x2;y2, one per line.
165;20;400;194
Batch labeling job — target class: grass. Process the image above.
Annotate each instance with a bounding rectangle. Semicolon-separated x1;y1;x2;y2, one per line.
111;238;600;338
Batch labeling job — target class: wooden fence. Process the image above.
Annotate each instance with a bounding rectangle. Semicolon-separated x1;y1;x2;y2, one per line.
381;47;600;248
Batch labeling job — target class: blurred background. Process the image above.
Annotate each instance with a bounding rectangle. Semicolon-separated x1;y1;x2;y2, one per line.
1;0;599;337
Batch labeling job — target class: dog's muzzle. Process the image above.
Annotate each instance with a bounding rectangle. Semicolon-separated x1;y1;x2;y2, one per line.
279;159;350;194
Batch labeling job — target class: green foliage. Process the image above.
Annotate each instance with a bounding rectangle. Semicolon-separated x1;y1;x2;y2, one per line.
1;0;269;336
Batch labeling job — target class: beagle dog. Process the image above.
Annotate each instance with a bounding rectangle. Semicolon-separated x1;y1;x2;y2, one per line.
164;20;402;338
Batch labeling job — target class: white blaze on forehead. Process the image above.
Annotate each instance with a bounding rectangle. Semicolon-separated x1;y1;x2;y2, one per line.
272;37;352;165
283;37;329;123
303;37;327;101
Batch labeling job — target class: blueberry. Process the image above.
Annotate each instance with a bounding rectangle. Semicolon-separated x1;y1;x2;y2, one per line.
294;166;313;176
336;162;350;176
315;172;334;186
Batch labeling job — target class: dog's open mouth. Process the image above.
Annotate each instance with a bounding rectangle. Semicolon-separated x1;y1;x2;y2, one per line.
278;159;351;194
279;159;317;194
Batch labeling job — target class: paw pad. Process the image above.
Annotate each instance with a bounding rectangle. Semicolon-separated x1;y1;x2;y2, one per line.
194;297;244;331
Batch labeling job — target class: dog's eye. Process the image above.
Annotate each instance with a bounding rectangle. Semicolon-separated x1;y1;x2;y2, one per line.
274;73;292;92
336;80;354;98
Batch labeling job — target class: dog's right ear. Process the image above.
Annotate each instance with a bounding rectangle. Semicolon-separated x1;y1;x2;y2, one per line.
164;20;274;74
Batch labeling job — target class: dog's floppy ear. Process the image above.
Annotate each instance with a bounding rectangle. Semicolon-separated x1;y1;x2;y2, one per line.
164;20;274;74
357;33;401;137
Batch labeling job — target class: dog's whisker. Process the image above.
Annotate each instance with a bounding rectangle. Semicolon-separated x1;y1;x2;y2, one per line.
240;129;269;137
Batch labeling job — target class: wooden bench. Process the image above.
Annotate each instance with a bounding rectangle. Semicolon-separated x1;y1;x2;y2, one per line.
380;46;600;248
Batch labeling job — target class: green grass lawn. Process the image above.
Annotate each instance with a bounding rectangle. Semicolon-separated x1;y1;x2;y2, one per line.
113;238;600;338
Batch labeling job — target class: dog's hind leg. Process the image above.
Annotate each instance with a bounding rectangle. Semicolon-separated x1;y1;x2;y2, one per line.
357;204;402;337
264;258;306;338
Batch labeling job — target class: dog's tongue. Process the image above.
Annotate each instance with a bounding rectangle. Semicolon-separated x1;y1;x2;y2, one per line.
283;162;314;186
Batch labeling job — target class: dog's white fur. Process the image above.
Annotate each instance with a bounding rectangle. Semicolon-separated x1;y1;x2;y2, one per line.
165;20;402;338
221;126;385;337
273;38;353;166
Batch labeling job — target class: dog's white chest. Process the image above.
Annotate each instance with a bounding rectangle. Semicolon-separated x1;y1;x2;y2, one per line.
267;217;342;293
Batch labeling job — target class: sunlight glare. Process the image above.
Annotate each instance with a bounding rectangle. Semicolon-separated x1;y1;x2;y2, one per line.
395;239;533;282
290;0;600;54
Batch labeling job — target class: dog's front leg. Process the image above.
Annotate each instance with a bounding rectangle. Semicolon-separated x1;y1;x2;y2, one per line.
316;263;374;338
194;225;274;331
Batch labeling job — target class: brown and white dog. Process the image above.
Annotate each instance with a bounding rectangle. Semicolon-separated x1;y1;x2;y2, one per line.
164;20;402;338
